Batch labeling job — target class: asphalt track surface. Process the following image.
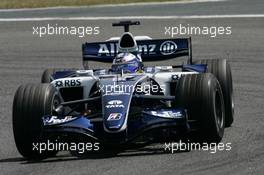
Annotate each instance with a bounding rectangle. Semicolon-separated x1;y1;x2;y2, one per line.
0;0;264;174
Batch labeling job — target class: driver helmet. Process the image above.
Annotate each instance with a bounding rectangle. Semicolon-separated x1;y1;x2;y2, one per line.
112;52;143;73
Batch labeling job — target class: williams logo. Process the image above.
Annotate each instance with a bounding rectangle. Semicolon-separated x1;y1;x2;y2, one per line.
160;41;177;55
106;100;125;108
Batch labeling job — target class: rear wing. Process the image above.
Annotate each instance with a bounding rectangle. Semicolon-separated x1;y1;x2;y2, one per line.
82;37;192;68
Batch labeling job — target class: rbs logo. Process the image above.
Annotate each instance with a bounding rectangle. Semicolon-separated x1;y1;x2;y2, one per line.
160;41;177;55
55;79;81;87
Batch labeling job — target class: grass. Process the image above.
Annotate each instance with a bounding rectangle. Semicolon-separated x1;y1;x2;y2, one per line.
0;0;181;9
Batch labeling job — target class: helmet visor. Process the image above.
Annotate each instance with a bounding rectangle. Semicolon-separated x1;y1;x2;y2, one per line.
112;62;139;73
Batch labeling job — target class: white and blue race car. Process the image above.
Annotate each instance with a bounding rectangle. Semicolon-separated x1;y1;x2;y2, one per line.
13;21;234;159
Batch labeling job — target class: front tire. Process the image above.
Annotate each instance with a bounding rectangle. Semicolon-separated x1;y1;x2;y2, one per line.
13;84;60;159
176;73;225;143
194;59;234;127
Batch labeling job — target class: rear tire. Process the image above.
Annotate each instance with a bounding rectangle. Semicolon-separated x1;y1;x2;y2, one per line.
41;68;77;83
176;73;225;143
13;84;60;159
194;59;234;127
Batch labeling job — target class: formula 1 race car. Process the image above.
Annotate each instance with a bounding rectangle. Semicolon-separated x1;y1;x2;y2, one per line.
13;21;234;159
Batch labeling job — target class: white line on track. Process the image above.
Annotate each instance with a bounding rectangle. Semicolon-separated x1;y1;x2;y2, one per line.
0;14;264;22
0;0;225;12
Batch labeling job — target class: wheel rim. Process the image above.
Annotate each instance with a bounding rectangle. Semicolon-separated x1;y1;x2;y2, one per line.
51;93;61;115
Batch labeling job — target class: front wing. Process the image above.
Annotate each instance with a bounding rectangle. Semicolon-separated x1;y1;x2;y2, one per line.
42;108;190;145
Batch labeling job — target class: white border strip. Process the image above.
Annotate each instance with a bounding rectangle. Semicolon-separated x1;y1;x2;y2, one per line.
0;14;264;22
0;0;225;12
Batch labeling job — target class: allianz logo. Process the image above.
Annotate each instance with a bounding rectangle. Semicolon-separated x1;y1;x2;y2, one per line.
160;41;178;55
98;40;177;56
98;43;156;56
106;100;125;108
